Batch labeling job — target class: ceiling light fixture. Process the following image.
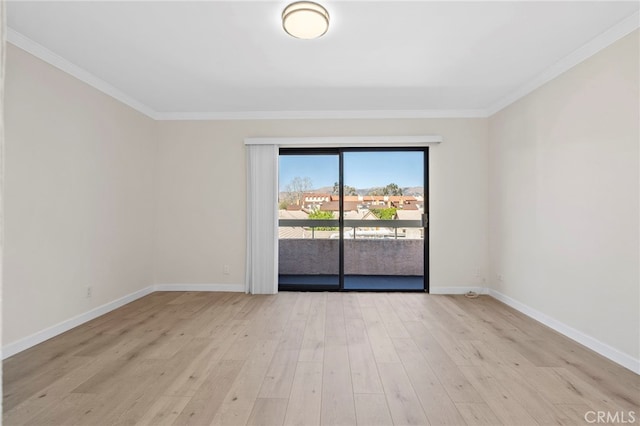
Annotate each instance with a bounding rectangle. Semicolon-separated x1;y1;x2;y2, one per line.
282;1;330;40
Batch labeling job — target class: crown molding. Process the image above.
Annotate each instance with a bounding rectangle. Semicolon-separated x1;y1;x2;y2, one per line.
8;9;639;122
6;27;486;121
487;10;640;116
7;28;159;120
153;109;488;120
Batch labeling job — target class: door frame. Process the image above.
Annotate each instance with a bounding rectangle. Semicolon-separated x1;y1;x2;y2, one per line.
278;146;430;292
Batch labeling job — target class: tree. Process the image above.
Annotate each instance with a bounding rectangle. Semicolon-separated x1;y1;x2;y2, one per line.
307;209;337;230
370;207;397;220
284;176;313;207
333;182;358;196
278;200;289;210
308;210;335;220
367;187;384;196
383;183;403;196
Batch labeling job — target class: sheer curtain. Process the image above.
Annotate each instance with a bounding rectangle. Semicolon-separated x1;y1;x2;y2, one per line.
1;0;6;407
245;144;278;294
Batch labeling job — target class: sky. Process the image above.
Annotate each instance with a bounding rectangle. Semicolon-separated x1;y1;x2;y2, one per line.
279;151;424;191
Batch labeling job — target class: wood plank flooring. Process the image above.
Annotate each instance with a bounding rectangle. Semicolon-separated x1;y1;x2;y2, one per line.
3;291;639;425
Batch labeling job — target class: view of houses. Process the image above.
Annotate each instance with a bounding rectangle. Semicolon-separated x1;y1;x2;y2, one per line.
278;188;425;240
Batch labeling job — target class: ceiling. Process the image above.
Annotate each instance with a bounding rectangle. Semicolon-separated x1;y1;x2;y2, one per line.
7;1;640;119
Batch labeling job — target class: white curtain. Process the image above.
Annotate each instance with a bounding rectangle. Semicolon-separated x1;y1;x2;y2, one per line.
245;144;278;294
1;0;6;402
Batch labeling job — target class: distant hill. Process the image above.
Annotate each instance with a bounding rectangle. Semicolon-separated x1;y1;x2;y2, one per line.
402;186;424;196
314;186;334;194
292;186;424;196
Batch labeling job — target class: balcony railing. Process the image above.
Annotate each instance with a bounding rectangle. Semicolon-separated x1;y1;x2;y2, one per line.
278;219;425;276
278;219;425;239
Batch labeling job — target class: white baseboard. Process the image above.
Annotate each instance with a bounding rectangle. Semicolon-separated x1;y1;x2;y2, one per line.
2;285;155;359
488;288;640;375
429;286;489;295
154;283;245;292
4;283;637;375
1;283;246;359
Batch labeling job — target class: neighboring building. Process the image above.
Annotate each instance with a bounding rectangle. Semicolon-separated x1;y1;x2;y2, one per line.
396;210;424;239
280;193;425;239
301;193;332;211
330;194;420;209
319;200;359;212
278;209;309;239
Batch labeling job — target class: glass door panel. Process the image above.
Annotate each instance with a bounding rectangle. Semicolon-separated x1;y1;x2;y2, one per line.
342;151;425;290
278;152;340;290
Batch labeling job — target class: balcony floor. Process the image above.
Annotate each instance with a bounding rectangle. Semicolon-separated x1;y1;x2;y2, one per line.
278;274;424;291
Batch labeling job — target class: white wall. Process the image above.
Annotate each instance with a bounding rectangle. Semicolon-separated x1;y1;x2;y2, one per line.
488;30;639;363
154;119;489;292
3;45;157;346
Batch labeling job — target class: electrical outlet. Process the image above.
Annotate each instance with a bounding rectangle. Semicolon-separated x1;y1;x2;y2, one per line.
86;286;92;298
223;264;230;275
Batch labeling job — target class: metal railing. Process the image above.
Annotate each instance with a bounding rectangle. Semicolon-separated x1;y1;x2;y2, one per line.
278;219;423;228
278;219;425;239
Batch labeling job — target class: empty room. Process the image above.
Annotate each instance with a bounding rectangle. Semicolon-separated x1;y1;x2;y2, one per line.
2;1;639;425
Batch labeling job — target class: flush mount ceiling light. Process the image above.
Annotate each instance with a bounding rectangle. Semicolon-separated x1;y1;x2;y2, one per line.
282;1;330;39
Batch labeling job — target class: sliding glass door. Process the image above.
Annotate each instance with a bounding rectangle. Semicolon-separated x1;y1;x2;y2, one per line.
278;148;428;292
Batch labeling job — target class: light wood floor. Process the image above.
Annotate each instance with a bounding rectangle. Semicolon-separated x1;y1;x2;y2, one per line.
3;292;639;425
